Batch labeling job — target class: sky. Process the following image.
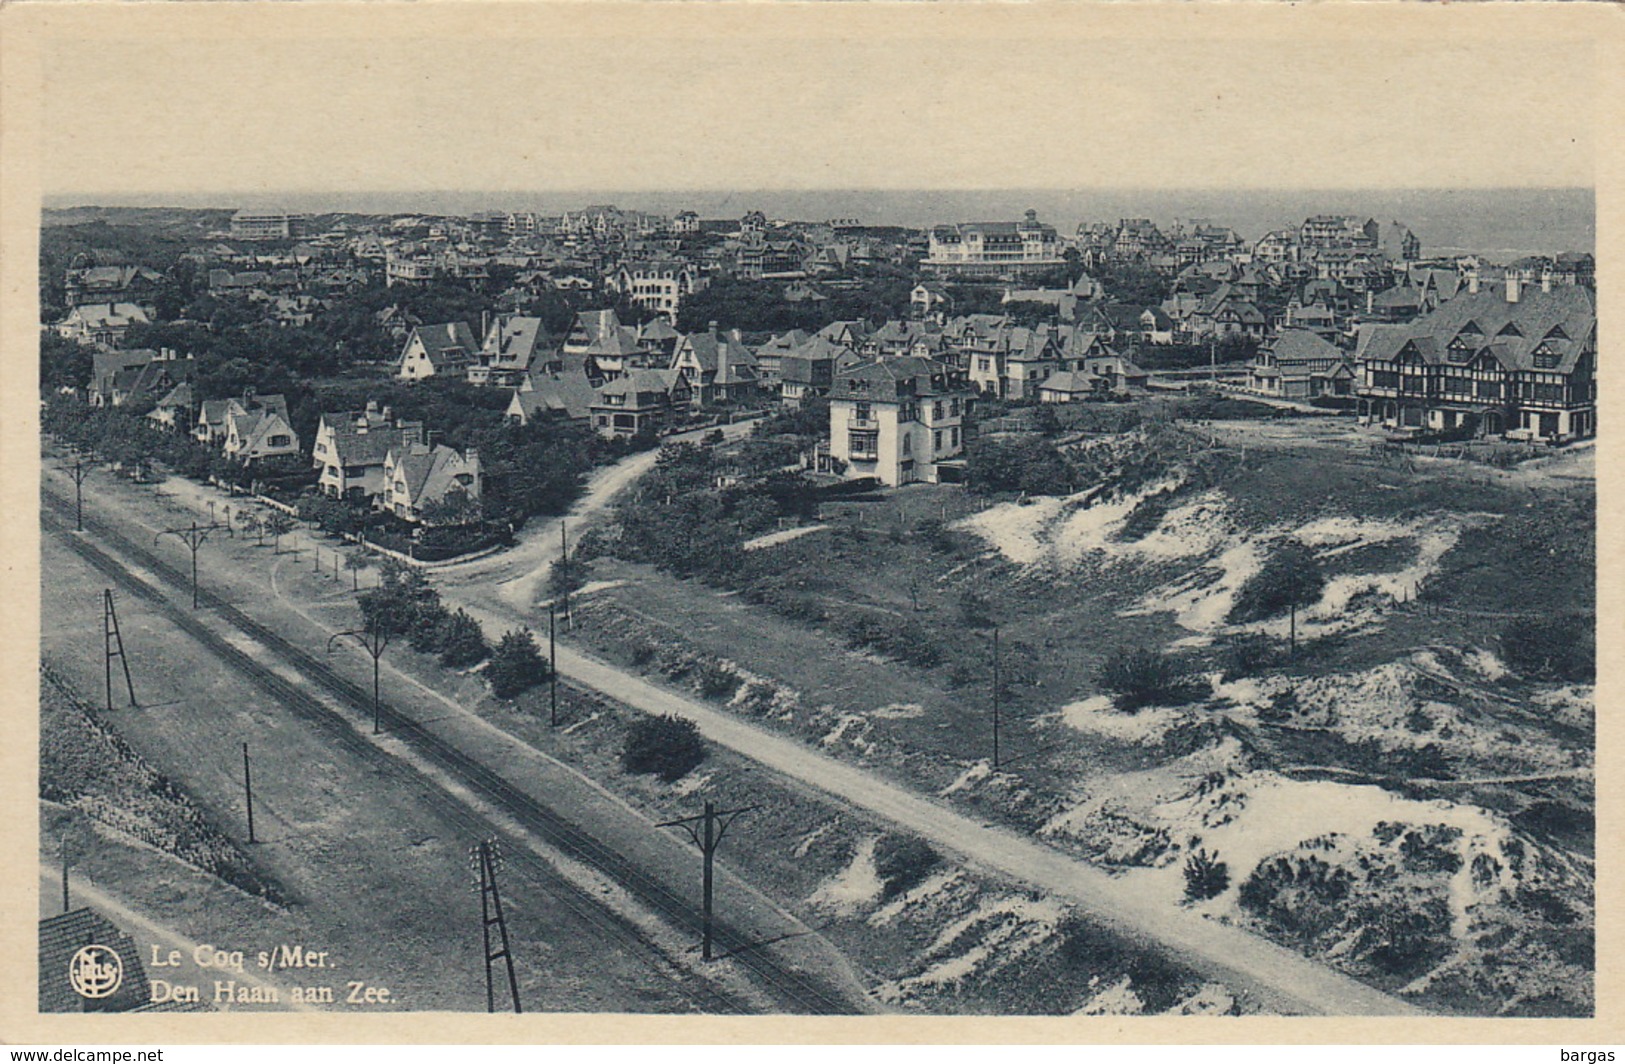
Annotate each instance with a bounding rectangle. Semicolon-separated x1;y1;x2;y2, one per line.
29;4;1601;197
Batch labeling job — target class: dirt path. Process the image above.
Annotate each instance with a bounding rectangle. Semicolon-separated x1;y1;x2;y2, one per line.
538;641;1420;1017
358;430;1426;1016
436;419;760;611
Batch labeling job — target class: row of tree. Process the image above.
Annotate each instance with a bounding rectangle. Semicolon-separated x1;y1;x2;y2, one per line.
356;561;550;696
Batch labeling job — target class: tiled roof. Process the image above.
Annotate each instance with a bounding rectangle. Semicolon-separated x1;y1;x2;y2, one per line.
480;315;553;370
39;909;151;1013
832;356;961;401
512;368;596;420
1038;370;1096;394
1356;284;1594;374
678;331;759;385
596;368;682;401
1267;328;1346;366
411;322;478;360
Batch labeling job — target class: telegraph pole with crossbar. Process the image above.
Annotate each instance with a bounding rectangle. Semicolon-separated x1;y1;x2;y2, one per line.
469;839;521;1013
154;522;214;609
657;801;758;961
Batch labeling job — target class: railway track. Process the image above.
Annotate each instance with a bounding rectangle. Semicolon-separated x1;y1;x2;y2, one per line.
42;486;861;1016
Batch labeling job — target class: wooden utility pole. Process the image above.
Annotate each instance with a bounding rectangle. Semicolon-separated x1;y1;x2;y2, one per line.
154;522;213;609
470;839;522;1013
59;830;70;913
991;626;1002;770
242;742;256;844
657;801;757;961
328;621;391;734
102;590;137;712
559;521;571;629
70;457;91;532
548;605;558;727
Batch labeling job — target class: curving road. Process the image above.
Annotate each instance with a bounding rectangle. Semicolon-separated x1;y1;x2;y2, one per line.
433;432;1426;1017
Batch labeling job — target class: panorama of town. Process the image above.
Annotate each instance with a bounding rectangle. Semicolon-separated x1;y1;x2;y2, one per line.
39;201;1594;1018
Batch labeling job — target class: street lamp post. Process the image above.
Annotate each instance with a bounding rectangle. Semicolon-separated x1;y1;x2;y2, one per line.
328;622;391;734
154;522;213;609
70;456;91;532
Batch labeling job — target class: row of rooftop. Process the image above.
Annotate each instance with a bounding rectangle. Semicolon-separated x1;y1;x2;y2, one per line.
72;258;1596;523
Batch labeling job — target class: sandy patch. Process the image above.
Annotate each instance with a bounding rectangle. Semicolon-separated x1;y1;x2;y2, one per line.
807;836;883;916
1056;694;1188;745
742;524;829;552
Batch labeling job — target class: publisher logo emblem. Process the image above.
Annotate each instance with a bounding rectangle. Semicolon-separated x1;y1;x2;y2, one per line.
68;945;123;999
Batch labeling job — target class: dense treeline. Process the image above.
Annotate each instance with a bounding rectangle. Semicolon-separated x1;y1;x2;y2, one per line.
675;269;915;335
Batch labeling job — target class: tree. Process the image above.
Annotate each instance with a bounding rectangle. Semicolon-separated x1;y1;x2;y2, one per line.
419;485;483;528
239;511;265;546
300;493;368;537
547;554;591;602
1183;848;1230;901
358;560;439;637
342;550;369;590
488;628;549;699
620;714;706;782
1499;615;1594;683
264;512;296;555
1227;538;1326;654
437;609;489;668
39;333;96;394
965;436;1077;496
1095;648;1199;712
873;835;941;900
408;599;452;653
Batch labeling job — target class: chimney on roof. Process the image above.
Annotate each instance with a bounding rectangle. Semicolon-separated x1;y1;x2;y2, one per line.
482;310;491;340
1541;269;1552;293
1467;270;1480;295
1506;276;1520;304
708;320;719;336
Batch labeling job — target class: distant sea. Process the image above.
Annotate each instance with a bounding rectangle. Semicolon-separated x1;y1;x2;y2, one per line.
45;187;1594;261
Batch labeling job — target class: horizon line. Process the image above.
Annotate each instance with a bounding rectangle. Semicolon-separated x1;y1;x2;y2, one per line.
46;184;1596;199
